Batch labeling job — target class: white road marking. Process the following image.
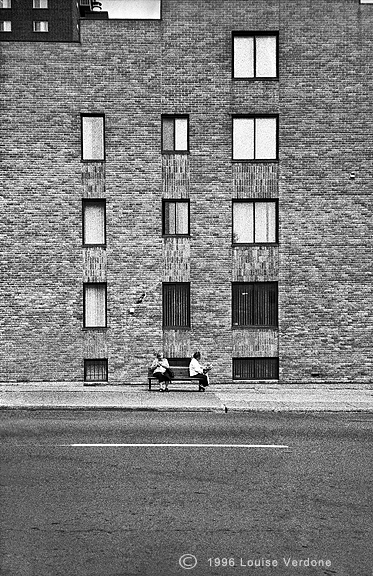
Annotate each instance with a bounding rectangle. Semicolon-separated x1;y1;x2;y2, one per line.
67;443;289;448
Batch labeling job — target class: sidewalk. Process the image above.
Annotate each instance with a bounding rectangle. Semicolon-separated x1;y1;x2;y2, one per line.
1;384;372;412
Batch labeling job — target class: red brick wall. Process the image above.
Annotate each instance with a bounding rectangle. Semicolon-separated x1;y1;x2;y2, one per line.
0;0;372;384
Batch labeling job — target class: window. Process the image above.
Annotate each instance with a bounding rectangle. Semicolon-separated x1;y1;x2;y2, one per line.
360;1;373;3
33;0;48;7
162;116;189;153
81;114;105;161
163;283;190;328
0;0;11;8
233;116;278;161
0;20;11;31
82;199;106;246
233;200;277;244
233;358;279;380
84;359;108;382
33;20;48;32
233;32;278;79
98;0;161;19
83;283;107;328
163;200;190;236
232;282;278;327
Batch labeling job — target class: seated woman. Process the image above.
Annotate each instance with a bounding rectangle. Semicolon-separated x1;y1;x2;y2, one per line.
189;351;211;392
150;351;172;392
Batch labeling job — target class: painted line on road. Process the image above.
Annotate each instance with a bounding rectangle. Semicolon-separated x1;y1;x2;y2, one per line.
66;443;289;448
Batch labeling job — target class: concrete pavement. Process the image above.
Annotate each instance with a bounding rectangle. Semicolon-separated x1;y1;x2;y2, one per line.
1;383;372;412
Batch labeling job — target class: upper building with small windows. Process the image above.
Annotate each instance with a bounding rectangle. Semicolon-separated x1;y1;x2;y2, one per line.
0;0;372;387
0;0;79;41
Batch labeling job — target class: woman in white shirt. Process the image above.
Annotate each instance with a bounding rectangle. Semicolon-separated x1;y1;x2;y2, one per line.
151;351;171;392
189;351;211;391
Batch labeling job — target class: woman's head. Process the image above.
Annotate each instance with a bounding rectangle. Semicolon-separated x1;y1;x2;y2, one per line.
193;351;201;360
156;351;163;360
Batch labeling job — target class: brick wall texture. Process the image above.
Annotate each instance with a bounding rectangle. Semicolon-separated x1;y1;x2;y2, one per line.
0;0;372;385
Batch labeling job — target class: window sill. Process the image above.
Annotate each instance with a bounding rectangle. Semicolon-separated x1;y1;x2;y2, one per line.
232;77;279;82
81;159;106;163
231;159;279;163
82;244;107;249
162;151;190;155
232;243;278;247
82;327;108;331
162;326;191;331
232;378;279;382
232;325;278;330
163;234;190;238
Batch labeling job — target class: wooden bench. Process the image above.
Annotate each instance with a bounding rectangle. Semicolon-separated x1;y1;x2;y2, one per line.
147;366;205;391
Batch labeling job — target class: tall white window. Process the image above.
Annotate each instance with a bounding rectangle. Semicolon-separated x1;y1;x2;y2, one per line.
233;32;278;79
162;116;189;153
83;200;106;246
84;283;107;328
81;115;105;161
33;21;48;32
0;1;12;8
0;20;11;31
233;116;277;161
233;201;277;244
33;0;48;7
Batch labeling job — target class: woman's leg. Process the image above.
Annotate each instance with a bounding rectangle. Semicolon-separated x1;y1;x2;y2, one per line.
155;373;166;391
192;373;208;390
163;373;171;391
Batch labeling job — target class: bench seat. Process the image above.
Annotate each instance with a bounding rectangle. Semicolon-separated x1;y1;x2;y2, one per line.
147;366;205;391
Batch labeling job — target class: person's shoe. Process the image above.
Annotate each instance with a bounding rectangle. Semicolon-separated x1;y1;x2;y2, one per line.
158;388;164;392
199;385;205;392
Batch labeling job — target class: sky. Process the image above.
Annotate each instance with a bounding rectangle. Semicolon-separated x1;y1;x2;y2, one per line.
99;0;161;19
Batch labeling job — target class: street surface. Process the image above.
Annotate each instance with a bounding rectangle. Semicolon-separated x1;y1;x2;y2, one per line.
1;411;372;576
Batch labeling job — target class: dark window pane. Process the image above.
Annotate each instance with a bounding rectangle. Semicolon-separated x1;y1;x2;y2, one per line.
232;283;278;327
233;358;278;380
84;359;108;381
163;283;190;328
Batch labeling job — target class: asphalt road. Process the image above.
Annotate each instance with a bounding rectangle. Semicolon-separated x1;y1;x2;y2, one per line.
1;411;372;576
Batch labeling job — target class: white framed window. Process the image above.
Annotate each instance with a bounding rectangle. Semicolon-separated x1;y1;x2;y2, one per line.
33;0;48;7
0;20;11;31
83;283;107;328
233;116;278;161
82;200;106;246
233;200;278;244
81;114;105;161
233;32;278;79
33;20;48;32
0;0;12;8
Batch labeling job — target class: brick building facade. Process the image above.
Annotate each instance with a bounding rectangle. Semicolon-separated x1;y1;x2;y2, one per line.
0;0;372;385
